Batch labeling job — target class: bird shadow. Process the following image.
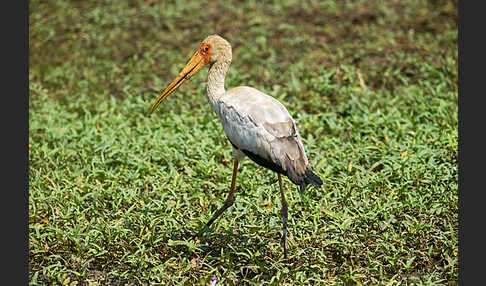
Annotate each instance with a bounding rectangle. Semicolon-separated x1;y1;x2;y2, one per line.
156;219;293;270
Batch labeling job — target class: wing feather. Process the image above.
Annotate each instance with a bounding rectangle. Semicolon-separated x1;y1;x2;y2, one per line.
216;86;309;183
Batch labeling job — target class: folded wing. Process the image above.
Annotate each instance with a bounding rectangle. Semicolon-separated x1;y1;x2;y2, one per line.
217;86;315;189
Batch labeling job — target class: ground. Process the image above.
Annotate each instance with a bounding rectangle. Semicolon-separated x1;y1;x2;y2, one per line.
29;0;458;284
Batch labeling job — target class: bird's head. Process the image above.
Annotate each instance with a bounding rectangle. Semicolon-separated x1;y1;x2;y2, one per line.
150;34;232;113
202;34;232;65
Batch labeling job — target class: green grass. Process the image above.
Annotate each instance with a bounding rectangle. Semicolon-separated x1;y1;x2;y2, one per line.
29;0;458;284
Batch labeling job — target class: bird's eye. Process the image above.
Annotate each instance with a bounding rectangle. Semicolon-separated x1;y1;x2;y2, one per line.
203;46;209;52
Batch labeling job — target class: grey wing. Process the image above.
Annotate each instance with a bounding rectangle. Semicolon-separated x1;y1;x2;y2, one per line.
217;86;309;185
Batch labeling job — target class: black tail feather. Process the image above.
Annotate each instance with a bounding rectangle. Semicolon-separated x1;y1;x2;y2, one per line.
233;141;323;194
304;169;323;187
298;169;323;193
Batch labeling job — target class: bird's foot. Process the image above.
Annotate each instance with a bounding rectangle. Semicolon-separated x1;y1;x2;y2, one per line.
282;228;288;260
193;223;213;240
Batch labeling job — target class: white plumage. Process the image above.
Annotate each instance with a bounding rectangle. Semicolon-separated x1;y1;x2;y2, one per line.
216;86;311;188
150;35;322;258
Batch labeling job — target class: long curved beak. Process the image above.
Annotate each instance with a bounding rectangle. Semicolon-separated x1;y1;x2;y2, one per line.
150;51;207;113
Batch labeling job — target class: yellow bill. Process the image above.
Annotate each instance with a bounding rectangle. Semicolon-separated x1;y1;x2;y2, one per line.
150;50;208;113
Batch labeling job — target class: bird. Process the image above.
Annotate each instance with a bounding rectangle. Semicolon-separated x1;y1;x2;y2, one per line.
150;35;322;259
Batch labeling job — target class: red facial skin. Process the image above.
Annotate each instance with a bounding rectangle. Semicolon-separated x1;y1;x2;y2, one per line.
198;44;211;64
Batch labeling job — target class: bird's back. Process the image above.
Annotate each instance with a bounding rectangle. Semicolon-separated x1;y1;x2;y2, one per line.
216;86;322;191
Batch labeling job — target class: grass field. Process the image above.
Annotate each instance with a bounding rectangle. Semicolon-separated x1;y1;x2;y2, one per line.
29;0;458;284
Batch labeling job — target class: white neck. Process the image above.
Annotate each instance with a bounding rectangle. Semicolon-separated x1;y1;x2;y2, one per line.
206;59;231;112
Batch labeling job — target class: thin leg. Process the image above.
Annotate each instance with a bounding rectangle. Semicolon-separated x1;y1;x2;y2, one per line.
278;173;289;259
205;160;239;228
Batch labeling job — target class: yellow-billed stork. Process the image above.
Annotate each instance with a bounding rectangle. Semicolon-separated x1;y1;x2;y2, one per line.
150;35;322;258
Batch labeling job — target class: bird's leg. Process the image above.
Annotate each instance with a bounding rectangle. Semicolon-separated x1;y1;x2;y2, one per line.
278;173;289;259
205;160;239;228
